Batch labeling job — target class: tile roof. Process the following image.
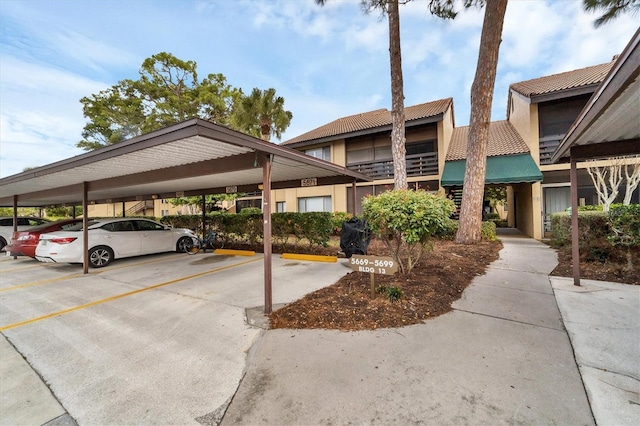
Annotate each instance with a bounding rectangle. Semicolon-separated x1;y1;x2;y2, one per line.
509;60;615;97
446;120;530;161
283;98;452;145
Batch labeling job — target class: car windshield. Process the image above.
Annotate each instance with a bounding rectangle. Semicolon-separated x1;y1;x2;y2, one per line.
65;221;100;231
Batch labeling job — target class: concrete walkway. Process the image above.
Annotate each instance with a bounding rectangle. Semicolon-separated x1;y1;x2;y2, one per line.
551;276;640;425
222;231;597;425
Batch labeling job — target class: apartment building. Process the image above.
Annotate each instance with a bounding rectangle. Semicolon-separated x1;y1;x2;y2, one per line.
275;57;637;240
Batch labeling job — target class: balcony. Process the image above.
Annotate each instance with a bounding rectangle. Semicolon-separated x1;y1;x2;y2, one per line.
539;135;562;165
347;152;438;180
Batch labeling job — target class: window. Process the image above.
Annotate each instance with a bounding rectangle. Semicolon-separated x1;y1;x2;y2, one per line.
304;146;331;161
298;196;332;212
406;141;435;155
276;201;286;213
134;220;164;231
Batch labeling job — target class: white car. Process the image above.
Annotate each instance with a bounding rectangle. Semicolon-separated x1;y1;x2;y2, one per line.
35;218;197;268
0;216;51;251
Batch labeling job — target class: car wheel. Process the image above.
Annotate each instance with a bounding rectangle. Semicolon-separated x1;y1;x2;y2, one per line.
89;246;113;268
0;237;6;251
176;236;195;253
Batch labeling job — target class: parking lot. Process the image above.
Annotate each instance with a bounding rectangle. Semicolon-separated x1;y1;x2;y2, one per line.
0;251;349;425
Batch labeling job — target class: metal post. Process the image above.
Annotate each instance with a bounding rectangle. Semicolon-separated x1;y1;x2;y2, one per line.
12;195;18;259
83;182;89;274
352;179;358;216
570;150;580;286
122;201;126;217
263;154;273;315
202;195;206;236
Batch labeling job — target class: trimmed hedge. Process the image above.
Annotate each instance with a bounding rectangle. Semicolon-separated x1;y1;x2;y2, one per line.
436;219;497;242
550;211;611;247
159;211;342;251
550;204;640;266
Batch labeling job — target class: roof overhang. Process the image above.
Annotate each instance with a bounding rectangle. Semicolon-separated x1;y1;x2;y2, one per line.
529;84;599;104
552;28;640;163
0;119;372;207
441;154;543;186
284;114;444;149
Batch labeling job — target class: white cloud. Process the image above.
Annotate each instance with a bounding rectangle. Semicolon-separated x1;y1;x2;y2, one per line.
0;0;636;179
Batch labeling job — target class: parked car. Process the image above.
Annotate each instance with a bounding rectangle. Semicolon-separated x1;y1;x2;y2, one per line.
0;216;51;251
5;219;84;258
35;218;197;268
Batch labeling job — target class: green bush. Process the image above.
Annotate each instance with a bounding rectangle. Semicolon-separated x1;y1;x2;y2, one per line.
331;212;352;235
362;189;455;275
608;204;640;271
435;219;497;241
239;207;262;215
481;221;497;241
377;285;403;302
578;204;603;211
160;211;334;252
550;211;610;247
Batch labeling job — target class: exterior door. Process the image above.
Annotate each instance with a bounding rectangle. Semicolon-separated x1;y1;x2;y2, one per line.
544;186;570;232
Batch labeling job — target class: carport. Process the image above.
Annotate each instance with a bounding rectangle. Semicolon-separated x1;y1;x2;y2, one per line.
0;119;371;313
551;28;640;286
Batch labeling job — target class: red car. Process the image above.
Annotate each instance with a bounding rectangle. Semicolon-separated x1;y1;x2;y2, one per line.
5;219;84;258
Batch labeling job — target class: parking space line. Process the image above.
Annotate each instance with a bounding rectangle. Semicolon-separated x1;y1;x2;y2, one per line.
0;253;184;293
0;273;86;293
0;257;261;332
1;263;51;273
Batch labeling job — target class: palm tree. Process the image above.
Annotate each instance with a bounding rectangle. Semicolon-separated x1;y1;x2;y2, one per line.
234;88;292;141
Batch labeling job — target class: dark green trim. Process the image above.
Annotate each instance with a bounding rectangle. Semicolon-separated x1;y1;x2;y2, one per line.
441;154;543;186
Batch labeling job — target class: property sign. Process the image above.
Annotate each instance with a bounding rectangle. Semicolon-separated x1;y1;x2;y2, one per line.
226;185;238;193
349;255;398;275
301;178;317;187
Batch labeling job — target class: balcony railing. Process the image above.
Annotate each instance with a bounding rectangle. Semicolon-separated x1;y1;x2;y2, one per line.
347;152;438;179
539;136;562;165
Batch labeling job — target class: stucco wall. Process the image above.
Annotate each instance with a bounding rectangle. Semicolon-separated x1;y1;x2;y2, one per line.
508;91;540;165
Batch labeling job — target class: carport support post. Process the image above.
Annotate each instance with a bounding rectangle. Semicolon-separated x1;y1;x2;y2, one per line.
570;150;580;286
262;154;273;315
351;179;357;216
202;195;206;236
12;195;18;259
83;182;89;274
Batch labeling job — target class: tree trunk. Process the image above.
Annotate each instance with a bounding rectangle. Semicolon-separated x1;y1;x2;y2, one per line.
388;0;407;190
260;118;271;141
455;0;508;244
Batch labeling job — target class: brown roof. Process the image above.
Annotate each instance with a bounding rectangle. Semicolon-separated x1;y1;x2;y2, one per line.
510;61;615;97
446;121;530;161
283;98;452;145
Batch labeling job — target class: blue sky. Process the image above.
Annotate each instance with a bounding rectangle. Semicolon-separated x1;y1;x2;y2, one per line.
0;0;637;178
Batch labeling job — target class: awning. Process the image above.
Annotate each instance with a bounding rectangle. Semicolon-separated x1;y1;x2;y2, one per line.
441;153;543;186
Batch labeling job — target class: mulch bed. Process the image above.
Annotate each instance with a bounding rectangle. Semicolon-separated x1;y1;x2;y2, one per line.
268;239;502;331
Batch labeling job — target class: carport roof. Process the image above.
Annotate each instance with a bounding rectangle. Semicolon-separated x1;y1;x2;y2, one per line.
0;119;372;207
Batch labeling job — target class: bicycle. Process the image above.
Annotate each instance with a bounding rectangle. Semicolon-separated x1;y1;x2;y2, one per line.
184;229;224;255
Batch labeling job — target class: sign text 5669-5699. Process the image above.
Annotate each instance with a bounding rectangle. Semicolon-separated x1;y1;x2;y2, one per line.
349;255;398;275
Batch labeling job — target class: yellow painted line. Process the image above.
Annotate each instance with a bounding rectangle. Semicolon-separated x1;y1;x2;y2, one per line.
281;253;337;263
0;273;87;293
0;257;261;332
214;249;256;257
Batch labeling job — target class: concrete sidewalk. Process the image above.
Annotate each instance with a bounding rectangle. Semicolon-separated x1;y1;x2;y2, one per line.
222;231;597;425
551;276;640;425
